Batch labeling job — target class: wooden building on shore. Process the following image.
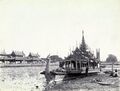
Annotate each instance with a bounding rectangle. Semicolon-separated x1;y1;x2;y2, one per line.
26;53;41;63
0;51;41;64
10;51;25;63
0;51;11;63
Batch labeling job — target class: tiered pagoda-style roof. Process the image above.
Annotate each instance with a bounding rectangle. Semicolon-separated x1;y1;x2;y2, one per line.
28;53;40;58
26;52;40;62
11;51;25;57
66;31;96;62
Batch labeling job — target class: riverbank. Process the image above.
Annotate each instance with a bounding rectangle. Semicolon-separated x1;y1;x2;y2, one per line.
47;65;120;91
49;71;119;91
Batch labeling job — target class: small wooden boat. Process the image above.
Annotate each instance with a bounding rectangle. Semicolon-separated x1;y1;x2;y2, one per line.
97;81;114;85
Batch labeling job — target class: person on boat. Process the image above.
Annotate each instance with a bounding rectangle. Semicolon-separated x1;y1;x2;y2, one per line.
85;66;89;76
113;69;118;77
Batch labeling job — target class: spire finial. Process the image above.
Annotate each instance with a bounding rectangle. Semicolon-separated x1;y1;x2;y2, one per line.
81;30;87;51
82;30;84;37
82;30;85;42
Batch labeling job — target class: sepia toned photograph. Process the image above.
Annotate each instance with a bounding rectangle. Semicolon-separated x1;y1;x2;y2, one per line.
0;0;120;91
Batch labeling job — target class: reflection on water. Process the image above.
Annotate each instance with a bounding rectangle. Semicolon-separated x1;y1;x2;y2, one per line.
0;66;64;91
0;67;46;91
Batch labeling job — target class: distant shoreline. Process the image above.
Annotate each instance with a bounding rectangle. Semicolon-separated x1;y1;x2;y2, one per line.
0;62;59;68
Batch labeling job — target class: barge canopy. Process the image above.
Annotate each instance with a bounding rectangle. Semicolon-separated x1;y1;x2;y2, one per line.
61;31;100;74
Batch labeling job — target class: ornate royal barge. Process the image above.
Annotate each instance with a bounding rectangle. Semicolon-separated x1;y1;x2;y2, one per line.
53;31;100;75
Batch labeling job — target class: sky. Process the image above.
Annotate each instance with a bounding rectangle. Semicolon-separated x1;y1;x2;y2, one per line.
0;0;120;61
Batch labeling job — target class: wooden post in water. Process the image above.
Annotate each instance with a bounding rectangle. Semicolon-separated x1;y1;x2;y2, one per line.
112;62;114;74
71;61;72;70
110;61;114;76
70;60;72;70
